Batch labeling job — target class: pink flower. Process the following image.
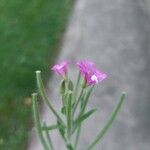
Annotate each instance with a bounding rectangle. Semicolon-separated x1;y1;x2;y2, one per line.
51;61;69;77
77;60;107;86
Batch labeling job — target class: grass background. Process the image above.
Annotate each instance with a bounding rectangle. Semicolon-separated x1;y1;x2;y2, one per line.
0;0;73;149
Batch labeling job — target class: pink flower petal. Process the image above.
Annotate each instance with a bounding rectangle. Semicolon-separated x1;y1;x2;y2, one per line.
77;60;107;86
51;61;69;77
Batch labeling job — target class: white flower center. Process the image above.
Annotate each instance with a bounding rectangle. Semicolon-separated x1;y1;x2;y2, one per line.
57;65;63;70
91;75;98;83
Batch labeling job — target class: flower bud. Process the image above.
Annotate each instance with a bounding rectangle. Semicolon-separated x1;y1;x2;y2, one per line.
60;79;66;95
68;79;74;91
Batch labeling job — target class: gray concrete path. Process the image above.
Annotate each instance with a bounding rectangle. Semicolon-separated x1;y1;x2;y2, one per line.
28;0;150;149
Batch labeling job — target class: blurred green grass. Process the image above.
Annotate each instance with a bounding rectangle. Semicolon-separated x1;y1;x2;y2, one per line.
0;0;73;149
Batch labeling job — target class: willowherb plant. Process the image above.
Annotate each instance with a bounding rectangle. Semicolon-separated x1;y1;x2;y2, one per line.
32;60;125;150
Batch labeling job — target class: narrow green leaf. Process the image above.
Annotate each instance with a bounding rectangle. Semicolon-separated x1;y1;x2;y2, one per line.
74;125;81;149
72;109;96;135
57;120;66;140
80;92;86;108
42;124;60;131
32;93;49;150
43;122;55;150
80;86;94;115
76;109;96;125
66;91;73;139
36;71;65;127
73;72;81;104
73;88;84;115
61;106;66;115
86;93;126;150
57;121;74;150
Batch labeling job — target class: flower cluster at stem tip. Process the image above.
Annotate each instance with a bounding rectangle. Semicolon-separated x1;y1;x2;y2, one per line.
51;61;69;78
51;60;107;86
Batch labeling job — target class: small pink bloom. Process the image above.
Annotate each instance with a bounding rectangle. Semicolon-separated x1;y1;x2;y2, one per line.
77;60;107;86
51;61;69;77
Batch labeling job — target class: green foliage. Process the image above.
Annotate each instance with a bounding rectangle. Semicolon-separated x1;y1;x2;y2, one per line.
74;109;97;127
33;71;125;150
0;0;73;149
41;124;60;131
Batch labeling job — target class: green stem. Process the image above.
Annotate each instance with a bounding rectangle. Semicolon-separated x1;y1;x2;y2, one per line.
57;119;74;150
79;86;94;117
36;71;65;127
73;88;84;115
74;86;87;149
74;124;81;150
86;93;126;150
58;130;74;150
73;72;81;104
66;91;72;139
43;122;55;150
42;124;60;131
32;93;49;150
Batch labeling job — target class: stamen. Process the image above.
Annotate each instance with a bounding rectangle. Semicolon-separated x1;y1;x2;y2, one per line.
91;75;98;83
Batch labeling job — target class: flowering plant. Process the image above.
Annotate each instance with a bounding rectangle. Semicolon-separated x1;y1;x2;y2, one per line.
32;60;125;150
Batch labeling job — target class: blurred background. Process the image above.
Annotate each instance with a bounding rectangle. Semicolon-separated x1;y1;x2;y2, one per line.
0;0;150;150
